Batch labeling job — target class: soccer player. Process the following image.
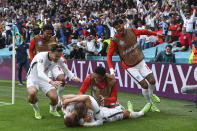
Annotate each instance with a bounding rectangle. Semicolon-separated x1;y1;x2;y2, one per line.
78;66;118;108
181;84;197;107
107;19;163;112
29;24;68;107
27;44;82;119
62;94;151;127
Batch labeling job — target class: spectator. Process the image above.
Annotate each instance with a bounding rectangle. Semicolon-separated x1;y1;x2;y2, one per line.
9;42;30;85
172;27;192;52
180;6;196;37
85;35;99;56
99;38;111;56
155;44;176;63
56;22;70;47
189;40;197;64
69;44;85;59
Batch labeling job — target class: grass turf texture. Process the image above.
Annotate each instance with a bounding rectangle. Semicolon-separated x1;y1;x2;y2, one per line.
0;79;197;131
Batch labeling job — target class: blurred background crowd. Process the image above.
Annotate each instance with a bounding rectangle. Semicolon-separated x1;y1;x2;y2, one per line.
0;0;197;61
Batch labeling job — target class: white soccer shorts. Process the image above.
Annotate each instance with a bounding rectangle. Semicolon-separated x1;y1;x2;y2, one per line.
100;105;124;122
27;77;55;94
126;60;152;83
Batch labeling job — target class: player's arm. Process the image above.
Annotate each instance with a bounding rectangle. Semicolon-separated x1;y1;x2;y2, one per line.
78;75;91;94
62;94;78;102
105;83;118;103
37;58;62;87
82;120;103;127
107;40;117;75
58;58;82;82
29;37;35;61
133;28;157;36
62;95;92;108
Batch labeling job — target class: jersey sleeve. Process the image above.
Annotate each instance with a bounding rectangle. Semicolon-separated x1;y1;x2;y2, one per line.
29;37;35;61
133;28;157;36
57;58;74;79
105;83;117;103
78;75;91;94
37;58;51;83
107;40;117;69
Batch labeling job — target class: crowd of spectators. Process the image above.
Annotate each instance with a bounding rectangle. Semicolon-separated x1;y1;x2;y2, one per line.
0;0;197;61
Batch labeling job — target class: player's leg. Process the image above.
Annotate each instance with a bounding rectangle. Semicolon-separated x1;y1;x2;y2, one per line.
181;85;197;94
127;101;151;118
126;67;152;105
51;65;66;107
56;74;66;101
145;73;160;103
145;74;160;112
101;106;124;122
46;89;61;117
181;85;197;107
140;61;160;112
17;63;23;85
39;80;61;117
27;86;41;119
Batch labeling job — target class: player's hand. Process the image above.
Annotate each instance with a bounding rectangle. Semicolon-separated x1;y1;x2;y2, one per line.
110;68;115;76
49;80;63;87
72;77;82;82
84;115;93;122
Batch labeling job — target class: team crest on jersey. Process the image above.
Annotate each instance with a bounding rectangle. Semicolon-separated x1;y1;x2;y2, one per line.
38;41;43;46
39;59;43;63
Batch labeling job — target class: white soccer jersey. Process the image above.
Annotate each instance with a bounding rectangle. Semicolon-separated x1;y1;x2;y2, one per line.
63;102;75;119
27;52;74;83
27;52;74;94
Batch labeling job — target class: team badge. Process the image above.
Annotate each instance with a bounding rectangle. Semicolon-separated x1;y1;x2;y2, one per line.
39;59;43;63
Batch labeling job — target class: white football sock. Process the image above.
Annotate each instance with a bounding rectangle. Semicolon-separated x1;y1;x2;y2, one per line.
57;86;65;103
130;111;144;118
31;103;39;111
50;105;57;111
142;88;151;103
148;84;155;97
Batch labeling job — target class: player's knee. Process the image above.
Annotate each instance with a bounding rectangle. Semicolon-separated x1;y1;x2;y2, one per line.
50;95;58;104
28;90;37;98
139;80;148;89
146;74;156;85
56;75;66;86
149;78;155;85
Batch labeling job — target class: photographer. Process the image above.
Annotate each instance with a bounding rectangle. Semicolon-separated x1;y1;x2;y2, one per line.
69;44;85;59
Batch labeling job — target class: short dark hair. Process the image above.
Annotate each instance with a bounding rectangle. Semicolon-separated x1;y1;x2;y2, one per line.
166;44;172;49
94;66;106;76
113;19;123;27
43;24;54;31
74;102;87;118
50;44;65;52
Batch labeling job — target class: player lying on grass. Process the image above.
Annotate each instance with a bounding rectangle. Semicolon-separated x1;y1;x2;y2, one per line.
26;44;82;119
61;94;151;127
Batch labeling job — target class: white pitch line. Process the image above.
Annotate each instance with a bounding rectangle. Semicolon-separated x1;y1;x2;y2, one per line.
0;102;12;106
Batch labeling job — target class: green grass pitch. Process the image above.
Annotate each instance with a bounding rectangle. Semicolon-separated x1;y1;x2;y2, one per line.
0;79;197;131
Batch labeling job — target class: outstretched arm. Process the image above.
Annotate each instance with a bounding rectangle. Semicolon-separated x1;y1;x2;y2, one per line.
58;58;82;82
62;95;91;108
83;120;103;127
107;40;117;75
